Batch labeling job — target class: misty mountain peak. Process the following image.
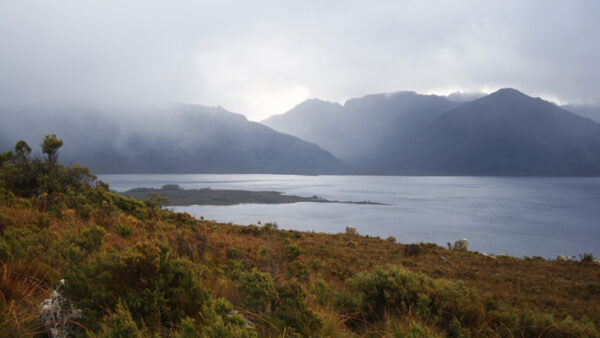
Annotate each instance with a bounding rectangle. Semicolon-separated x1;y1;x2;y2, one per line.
465;88;552;113
446;91;487;102
343;91;420;108
294;98;342;110
486;88;529;100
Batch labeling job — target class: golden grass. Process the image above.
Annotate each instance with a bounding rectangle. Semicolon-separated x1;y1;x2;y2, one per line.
1;198;599;336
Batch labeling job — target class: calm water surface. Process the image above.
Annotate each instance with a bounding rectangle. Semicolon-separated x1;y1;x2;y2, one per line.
100;174;600;259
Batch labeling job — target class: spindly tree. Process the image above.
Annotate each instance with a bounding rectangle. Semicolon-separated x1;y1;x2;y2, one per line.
41;134;63;163
14;140;32;158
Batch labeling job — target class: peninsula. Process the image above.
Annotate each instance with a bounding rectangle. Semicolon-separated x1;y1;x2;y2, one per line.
120;184;384;206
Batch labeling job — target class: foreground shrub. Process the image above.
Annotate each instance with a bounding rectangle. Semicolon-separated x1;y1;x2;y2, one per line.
486;307;598;337
337;266;598;337
336;266;484;330
62;241;209;331
236;270;322;336
174;298;257;337
580;252;596;263
95;300;145;338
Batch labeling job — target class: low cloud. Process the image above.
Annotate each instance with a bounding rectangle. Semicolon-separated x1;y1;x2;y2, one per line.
1;1;598;120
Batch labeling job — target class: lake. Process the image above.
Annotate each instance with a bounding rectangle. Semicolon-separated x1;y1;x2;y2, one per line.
99;174;600;259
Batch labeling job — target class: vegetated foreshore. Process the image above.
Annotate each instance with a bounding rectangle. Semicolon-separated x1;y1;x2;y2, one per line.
120;184;387;206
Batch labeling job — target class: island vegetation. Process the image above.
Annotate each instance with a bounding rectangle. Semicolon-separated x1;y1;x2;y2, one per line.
121;185;384;206
1;136;599;337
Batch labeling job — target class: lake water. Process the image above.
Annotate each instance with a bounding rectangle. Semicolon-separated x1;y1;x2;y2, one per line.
99;174;600;259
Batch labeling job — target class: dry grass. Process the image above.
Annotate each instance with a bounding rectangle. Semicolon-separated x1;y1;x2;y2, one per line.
1;197;599;336
0;261;51;337
201;224;600;329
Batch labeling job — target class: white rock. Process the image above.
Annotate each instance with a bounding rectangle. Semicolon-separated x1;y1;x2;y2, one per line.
482;252;496;259
557;255;568;261
452;238;468;251
229;310;255;328
40;280;82;338
345;225;358;235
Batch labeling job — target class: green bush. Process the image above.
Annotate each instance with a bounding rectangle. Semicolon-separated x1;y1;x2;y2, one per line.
236;269;276;313
272;280;322;336
285;261;310;282
487;307;598;337
404;244;424;256
77;224;106;251
282;244;302;261
311;279;330;306
115;224;133;238
236;270;322;336
580;252;596;263
173;298;257;337
336;267;484;333
63;242;209;330
95;300;145;338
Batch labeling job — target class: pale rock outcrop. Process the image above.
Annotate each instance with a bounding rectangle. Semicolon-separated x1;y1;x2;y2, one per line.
345;225;358;235
40;280;82;338
556;255;578;262
452;238;468;251
481;252;496;259
229;310;255;328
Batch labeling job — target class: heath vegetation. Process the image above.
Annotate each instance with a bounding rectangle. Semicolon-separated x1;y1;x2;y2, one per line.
1;137;599;337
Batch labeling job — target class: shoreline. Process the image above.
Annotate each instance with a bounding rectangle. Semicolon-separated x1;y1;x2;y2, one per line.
120;184;386;206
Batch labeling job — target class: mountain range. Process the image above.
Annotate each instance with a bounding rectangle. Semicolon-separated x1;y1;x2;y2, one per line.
0;104;344;174
2;88;600;176
264;88;600;175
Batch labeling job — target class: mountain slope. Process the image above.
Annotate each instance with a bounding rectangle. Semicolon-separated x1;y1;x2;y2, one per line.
264;88;600;176
373;88;600;175
0;104;346;174
562;104;600;124
263;92;462;163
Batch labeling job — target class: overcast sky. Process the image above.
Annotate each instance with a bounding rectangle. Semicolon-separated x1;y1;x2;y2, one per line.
1;0;599;121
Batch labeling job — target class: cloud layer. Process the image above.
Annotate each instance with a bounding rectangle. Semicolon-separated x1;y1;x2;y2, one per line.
1;0;598;120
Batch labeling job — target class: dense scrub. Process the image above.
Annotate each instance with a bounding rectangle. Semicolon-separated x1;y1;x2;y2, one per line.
1;137;599;337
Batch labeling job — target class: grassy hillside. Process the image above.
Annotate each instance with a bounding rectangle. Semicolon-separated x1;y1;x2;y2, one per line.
1;137;599;337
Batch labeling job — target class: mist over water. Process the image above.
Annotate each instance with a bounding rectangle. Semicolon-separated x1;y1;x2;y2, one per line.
101;174;600;259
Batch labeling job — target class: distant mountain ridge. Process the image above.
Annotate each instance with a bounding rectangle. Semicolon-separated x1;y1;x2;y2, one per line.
264;91;462;163
0;104;346;174
3;89;599;176
264;88;600;176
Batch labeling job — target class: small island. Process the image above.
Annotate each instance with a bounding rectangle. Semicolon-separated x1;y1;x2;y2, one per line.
121;184;385;206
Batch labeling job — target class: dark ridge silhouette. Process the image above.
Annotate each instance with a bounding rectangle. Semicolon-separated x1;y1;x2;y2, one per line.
0;104;347;174
371;88;600;175
263;91;462;163
265;88;600;176
3;89;600;176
